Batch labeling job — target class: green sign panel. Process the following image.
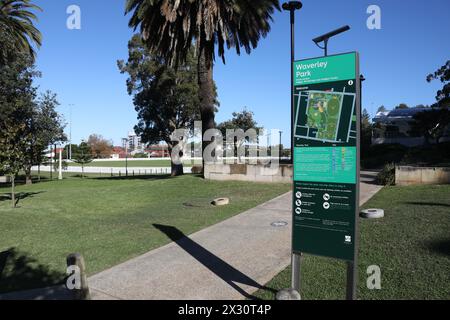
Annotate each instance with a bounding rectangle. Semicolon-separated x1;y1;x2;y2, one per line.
292;52;360;261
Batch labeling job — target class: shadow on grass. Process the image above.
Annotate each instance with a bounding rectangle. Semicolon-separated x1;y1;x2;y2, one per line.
153;224;277;300
0;248;65;294
0;191;45;206
404;202;450;208
426;239;450;257
92;174;174;181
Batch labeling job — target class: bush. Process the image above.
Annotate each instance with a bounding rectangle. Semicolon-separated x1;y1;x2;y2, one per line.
361;144;407;169
376;163;396;186
191;165;203;174
133;153;149;159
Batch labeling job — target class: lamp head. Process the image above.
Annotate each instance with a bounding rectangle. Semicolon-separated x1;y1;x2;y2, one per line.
282;1;303;11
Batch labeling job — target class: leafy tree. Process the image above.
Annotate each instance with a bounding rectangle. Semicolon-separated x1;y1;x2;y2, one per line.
376;105;387;113
118;35;212;176
23;91;66;184
72;142;93;178
410;108;450;145
395;103;409;110
427;60;450;108
62;144;81;160
0;124;31;208
361;109;372;160
0;47;35;206
125;0;279;173
217;108;262;161
0;0;42;63
87;134;113;159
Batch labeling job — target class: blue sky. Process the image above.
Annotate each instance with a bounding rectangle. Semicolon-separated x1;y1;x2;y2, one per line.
33;0;450;146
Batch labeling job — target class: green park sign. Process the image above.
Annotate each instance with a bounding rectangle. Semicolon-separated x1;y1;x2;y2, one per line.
292;52;360;262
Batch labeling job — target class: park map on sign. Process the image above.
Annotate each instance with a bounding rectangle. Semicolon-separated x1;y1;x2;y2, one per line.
306;91;342;141
294;81;357;146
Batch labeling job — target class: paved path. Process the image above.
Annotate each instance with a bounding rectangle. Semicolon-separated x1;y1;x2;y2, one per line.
0;172;382;300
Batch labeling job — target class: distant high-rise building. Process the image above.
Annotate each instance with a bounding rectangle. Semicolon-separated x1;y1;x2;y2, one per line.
122;131;143;154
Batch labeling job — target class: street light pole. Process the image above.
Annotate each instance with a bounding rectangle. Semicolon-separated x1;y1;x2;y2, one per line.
283;1;303;165
68;104;74;160
282;0;303;296
279;130;283;163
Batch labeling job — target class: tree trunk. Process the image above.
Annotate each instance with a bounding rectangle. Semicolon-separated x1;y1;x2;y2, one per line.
81;165;84;179
198;47;216;176
25;166;32;185
38;164;41;182
168;145;184;177
171;162;184;177
11;175;15;208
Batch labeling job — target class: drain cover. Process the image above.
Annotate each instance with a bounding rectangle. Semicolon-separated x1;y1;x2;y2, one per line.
271;221;288;227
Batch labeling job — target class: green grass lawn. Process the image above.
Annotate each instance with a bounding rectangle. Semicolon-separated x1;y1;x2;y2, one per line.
253;184;450;300
67;160;193;167
0;175;290;294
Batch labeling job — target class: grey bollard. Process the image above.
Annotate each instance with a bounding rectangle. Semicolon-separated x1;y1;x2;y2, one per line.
276;288;301;300
66;253;91;300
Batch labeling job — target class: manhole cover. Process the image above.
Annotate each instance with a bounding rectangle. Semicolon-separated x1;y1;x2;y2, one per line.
271;221;288;227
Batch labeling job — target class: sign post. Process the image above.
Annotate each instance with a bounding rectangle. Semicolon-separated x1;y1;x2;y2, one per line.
291;52;360;299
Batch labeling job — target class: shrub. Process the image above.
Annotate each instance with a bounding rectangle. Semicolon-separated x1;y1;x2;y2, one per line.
376;163;396;186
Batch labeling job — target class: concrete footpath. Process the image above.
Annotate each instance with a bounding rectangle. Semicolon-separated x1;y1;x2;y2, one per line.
0;171;382;300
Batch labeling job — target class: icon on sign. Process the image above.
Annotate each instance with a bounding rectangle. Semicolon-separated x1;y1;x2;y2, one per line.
345;235;352;243
323;202;330;210
296;200;302;206
323;193;330;201
296;192;302;199
295;208;302;215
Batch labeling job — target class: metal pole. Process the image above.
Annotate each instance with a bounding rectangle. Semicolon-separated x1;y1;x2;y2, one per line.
291;252;302;291
289;9;295;164
279;130;283;163
125;140;129;177
346;261;357;300
289;3;301;293
58;146;63;180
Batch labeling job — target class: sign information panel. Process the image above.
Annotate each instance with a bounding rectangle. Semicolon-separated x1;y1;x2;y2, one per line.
292;52;360;261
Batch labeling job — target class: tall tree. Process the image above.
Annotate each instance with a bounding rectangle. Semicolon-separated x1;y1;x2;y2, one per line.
23;91;66;185
118;35;213;176
125;0;279;172
361;109;372;159
0;50;36;207
217;108;262;161
72;142;93;179
410;108;450;145
0;0;42;63
87;134;113;159
427;60;450;108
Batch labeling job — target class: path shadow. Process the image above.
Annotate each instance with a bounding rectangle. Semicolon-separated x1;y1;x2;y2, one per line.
0;191;45;206
404;202;450;208
426;239;450;257
0;248;65;295
152;224;277;300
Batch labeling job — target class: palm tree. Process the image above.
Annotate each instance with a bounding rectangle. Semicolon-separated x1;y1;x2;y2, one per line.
125;0;279;166
0;0;42;61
